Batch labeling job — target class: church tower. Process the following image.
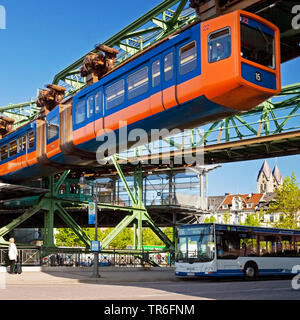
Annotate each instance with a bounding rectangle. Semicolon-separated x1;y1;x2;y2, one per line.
257;160;283;193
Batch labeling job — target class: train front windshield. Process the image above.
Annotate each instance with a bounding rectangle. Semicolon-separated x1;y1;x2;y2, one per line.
240;21;275;69
177;224;215;262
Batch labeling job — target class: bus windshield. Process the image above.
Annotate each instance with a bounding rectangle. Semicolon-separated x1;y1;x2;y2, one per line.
177;224;215;262
241;22;275;69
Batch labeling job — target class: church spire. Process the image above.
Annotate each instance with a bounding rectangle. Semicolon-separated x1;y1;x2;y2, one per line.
257;160;272;182
273;164;283;185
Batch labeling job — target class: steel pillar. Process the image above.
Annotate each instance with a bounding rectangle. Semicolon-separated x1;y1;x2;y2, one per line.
101;156;174;251
0;171;91;252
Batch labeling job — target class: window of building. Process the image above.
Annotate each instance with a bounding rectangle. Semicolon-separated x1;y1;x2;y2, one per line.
152;60;161;87
128;67;149;100
75;100;86;124
0;145;8;161
28;131;35;149
164;52;173;81
222;204;228;209
95;91;102;114
208;28;231;63
9;140;17;158
246;203;253;208
179;41;197;75
48;116;59;140
106;79;125;110
87;95;94;119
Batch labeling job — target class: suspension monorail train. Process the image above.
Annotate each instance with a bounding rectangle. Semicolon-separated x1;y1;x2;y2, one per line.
0;10;281;183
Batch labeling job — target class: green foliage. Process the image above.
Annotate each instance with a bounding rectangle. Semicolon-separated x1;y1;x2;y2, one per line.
55;226;173;249
243;210;264;227
204;215;217;223
223;211;230;224
267;173;300;229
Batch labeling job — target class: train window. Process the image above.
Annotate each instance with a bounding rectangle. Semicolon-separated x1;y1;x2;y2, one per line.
28;131;35;149
208;28;231;63
127;67;149;100
22;135;27;151
106;79;125;110
179;41;197;75
240;23;275;69
75;100;86;124
87;95;94;118
9;140;17;158
152;60;161;87
95;91;102;114
17;137;22;153
48;116;59;140
0;145;8;161
164;52;173;81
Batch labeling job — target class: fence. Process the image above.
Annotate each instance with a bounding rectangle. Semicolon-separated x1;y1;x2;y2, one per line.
0;248;175;267
0;249;40;266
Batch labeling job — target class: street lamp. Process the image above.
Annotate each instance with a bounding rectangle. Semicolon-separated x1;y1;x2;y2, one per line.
79;176;101;278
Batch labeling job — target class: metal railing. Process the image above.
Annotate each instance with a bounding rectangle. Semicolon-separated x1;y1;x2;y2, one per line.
0;249;41;266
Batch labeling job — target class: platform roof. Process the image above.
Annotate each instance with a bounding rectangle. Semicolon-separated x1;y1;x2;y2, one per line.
0;183;48;201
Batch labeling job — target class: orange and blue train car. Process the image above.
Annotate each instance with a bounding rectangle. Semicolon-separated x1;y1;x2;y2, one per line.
0;10;281;183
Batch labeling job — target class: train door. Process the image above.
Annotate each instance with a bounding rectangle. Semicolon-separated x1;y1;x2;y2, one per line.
93;88;104;137
162;48;177;110
26;126;37;167
149;55;164;115
20;133;27;168
86;92;96;141
46;108;60;159
175;37;201;104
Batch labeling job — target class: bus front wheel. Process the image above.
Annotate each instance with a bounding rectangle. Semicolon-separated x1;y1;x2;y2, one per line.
244;262;258;281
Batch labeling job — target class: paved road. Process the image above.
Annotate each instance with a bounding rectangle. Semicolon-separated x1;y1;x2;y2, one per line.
0;269;299;300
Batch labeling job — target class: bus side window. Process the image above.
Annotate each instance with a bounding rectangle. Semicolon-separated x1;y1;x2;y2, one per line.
0;145;8;161
164;52;173;81
28;131;35;149
152;59;161;88
208;28;231;63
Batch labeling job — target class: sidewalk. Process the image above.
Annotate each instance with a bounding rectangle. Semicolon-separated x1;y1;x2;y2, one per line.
2;266;177;285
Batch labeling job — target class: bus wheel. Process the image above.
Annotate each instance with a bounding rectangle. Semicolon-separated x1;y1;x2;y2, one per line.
244;262;258;281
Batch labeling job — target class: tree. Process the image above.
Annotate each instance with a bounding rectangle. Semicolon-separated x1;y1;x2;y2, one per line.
243;209;264;227
204;215;217;223
267;173;300;229
55;226;173;249
223;211;231;224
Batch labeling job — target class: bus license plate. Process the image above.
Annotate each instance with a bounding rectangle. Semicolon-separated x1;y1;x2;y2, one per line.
187;272;195;276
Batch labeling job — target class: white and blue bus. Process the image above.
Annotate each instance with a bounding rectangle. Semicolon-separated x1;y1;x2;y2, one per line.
175;223;300;279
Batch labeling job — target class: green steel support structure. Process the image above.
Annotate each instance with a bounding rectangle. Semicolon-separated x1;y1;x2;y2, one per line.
0;170;92;252
100;156;174;251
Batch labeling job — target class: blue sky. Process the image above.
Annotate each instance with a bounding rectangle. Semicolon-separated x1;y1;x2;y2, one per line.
0;0;299;195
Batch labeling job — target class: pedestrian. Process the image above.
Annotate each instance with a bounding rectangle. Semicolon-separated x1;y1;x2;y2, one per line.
8;238;18;274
